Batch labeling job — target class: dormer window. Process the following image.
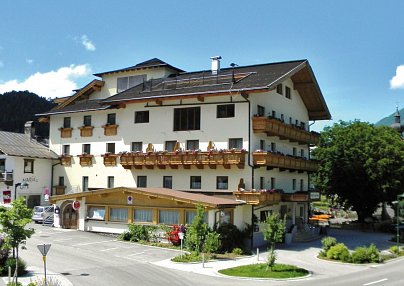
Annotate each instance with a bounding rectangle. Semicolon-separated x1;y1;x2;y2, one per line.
117;75;146;93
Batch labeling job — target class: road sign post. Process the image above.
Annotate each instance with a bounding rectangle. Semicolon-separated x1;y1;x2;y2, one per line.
37;244;51;286
178;232;184;258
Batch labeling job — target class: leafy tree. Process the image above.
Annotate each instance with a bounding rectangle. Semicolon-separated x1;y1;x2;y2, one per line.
313;121;404;222
185;205;209;254
262;213;286;270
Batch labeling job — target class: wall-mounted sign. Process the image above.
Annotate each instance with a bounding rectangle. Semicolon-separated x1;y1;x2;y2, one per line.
72;200;81;210
127;196;133;205
309;192;320;201
3;190;11;204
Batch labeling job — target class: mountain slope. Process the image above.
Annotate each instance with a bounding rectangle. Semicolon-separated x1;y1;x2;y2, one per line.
375;107;404;126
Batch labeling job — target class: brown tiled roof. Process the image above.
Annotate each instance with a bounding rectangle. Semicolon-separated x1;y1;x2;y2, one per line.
50;187;243;208
37;99;110;116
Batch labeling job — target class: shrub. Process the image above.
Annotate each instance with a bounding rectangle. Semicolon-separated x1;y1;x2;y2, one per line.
367;243;380;263
321;236;337;256
326;243;350;262
0;233;9;266
119;224;157;242
202;232;221;254
171;252;202;263
351;246;368;263
1;257;27;276
389;245;400;254
215;223;243;253
232;247;244;256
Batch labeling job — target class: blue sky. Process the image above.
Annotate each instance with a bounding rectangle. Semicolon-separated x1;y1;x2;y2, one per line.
1;0;404;131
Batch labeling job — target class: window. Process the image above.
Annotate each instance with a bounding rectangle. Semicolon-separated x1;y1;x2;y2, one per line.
165;141;177;152
131;142;143;152
83;144;91;154
87;206;105;220
106;143;115;154
300;149;305;158
280;114;284;122
63;117;71;128
217;104;235;118
285;86;291;99
276;84;283;95
108;176;114;188
58;176;64;186
62;145;70;155
280;205;287;218
24;159;34;173
134;209;153;222
173;107;200;131
117;75;146;93
270;177;276;189
186;140;199;150
219;210;232;224
271;142;276;152
185;210;208;224
260;177;265;189
0;159;4;172
107;113;116;125
292;179;296;190
135;111;149;123
300;179;304;192
260;210;272;222
137;176;147;187
216;176;228;190
271;110;276;118
295;120;299;126
159;210;179;225
190;176;201;189
229;138;243;149
83;115;92;127
293;147;297;156
260;140;265;150
289;117;293;124
257;105;265;116
163;176;172;189
300;122;306;130
110;208;128;222
82;176;89;192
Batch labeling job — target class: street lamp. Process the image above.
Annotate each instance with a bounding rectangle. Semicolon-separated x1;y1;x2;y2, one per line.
396;193;404;252
14;182;29;201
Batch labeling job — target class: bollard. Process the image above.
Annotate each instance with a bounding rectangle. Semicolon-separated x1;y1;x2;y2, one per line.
8;266;11;283
257;248;259;262
202;253;205;268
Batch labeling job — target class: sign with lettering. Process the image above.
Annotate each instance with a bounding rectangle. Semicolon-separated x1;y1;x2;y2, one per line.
309;192;320;201
3;190;11;204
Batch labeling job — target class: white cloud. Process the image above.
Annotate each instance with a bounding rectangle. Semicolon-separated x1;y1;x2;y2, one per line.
26;59;34;64
0;64;91;98
390;65;404;89
81;35;96;51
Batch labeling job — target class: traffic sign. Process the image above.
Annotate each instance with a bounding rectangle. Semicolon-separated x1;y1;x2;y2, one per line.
37;244;51;256
72;200;81;210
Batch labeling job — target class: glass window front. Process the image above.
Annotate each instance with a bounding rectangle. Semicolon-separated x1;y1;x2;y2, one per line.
110;208;128;222
87;206;105;220
190;176;201;189
159;210;179;225
173;107;200;131
134;209;153;223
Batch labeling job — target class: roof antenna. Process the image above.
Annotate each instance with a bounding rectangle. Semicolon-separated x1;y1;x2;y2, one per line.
230;63;238;83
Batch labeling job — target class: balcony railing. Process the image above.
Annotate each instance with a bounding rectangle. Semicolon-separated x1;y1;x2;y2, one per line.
281;192;309;202
101;153;119;166
252;151;318;172
252;116;319;145
0;171;13;182
120;150;246;169
102;124;119;136
234;190;281;205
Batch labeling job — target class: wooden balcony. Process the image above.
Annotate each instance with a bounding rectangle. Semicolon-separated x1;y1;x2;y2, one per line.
0;171;13;182
59;127;73;138
101;153;119;166
252;116;319;145
252;151;318;172
53;185;66;195
281;192;309;202
59;155;72;166
78;154;93;166
102;124;119;136
78;126;94;137
119;150;246;169
234;191;281;205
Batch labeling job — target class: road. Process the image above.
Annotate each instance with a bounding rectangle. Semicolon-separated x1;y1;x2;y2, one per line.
16;224;404;286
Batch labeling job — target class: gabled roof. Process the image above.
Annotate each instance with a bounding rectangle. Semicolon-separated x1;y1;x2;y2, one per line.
102;60;331;120
0;131;58;159
37;99;109;116
50;187;243;208
93;58;185;77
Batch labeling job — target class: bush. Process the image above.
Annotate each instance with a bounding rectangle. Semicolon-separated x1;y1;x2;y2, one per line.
119;224;159;242
321;236;337;256
326;243;350;262
351;246;368;263
232;248;244;255
389;245;401;255
0;257;27;276
215;223;243;253
202;232;220;254
0;233;9;266
171;252;202;263
367;243;380;263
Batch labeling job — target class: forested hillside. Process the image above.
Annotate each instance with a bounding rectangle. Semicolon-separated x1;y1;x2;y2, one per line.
0;91;56;138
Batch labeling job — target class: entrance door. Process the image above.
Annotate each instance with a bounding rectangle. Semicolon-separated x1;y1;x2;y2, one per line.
62;204;78;229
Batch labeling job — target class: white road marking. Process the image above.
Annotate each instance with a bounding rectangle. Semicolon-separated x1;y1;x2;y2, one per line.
72;239;117;246
363;278;388;285
52;238;72;242
128;252;145;256
100;247;118;252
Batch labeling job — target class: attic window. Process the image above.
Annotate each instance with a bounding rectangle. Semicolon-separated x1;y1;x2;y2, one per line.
24;159;34;174
285;86;291;99
276;84;283;95
117;75;146;93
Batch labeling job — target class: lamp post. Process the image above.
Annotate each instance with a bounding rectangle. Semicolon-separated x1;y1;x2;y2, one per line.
14;182;29;201
396;194;404;252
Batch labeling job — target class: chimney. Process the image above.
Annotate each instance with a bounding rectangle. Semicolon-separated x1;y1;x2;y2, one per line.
210;56;222;75
24;121;35;139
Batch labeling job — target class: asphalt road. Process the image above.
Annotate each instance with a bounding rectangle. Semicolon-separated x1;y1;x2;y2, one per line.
15;224;404;286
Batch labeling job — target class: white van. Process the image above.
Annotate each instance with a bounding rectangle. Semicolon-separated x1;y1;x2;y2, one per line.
32;205;54;223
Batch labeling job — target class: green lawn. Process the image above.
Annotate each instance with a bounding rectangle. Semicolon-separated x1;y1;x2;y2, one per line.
218;263;309;279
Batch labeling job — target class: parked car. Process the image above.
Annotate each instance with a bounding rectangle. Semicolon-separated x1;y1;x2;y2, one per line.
32;205;54;223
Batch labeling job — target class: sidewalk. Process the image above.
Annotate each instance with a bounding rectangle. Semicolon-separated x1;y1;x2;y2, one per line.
1;266;73;286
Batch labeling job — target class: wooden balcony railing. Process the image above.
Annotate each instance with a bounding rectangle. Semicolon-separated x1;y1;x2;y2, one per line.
252;151;318;172
120;150;246;169
281;192;309;202
252;116;319;145
59;155;72;166
234;191;281;205
78;126;94;137
102;124;119;136
78;154;93;166
53;185;66;195
0;171;13;182
101;153;119;166
59;127;73;138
